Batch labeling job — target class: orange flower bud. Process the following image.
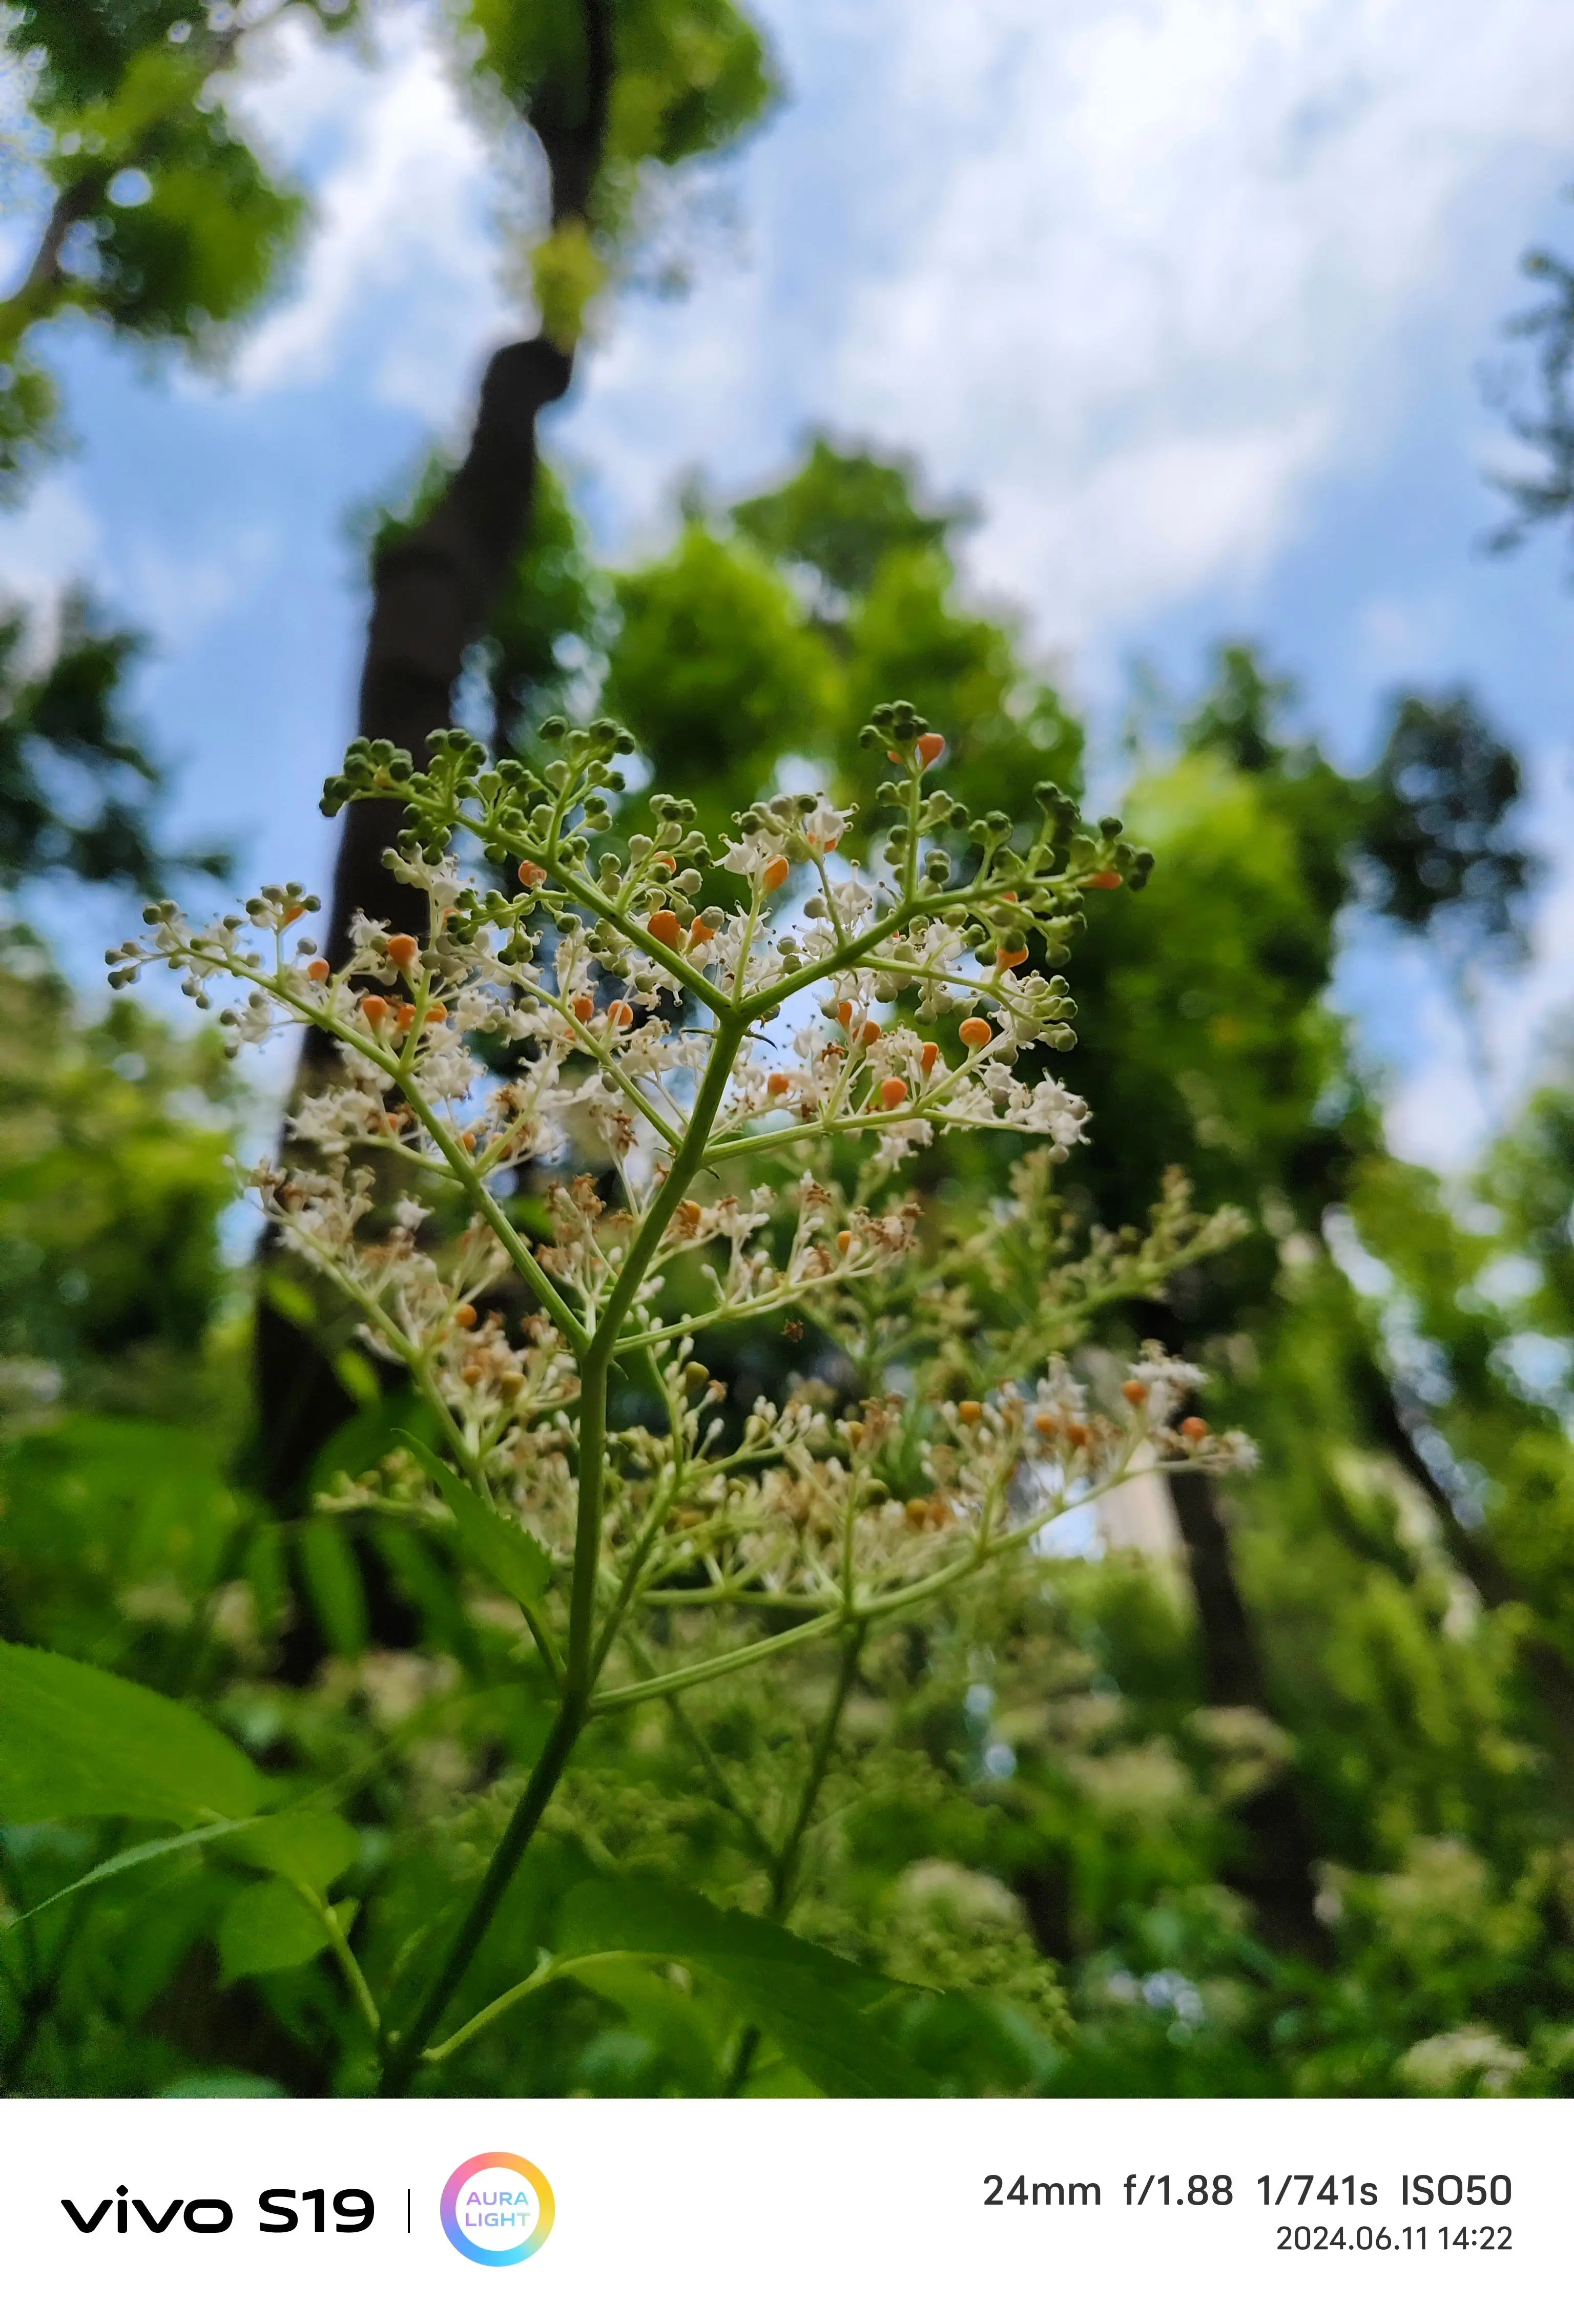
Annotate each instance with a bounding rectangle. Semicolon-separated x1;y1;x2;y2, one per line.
920;1041;940;1074
454;1303;478;1331
572;994;595;1022
306;958;330;983
837;999;855;1028
386;933;420;971
879;1075;907;1110
763;855;790;891
361;995;390;1028
917;733;945;767
1123;1379;1148;1406
647;909;683;948
959;1016;991;1048
1066;1421;1090;1447
675;1199;703;1230
517;860;546;888
837;1230;853;1254
1088;869;1123;890
460;1131;477;1150
859;1020;880;1046
997;944;1029;971
425;1002;447;1023
958;1400;983;1424
282;903;305;926
395;1002;417;1032
651;853;676;872
1034;1414;1059;1440
767;1071;792;1096
1180;1415;1210;1443
607;999;634;1028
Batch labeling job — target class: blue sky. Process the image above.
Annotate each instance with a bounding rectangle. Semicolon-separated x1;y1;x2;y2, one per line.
5;0;1574;1165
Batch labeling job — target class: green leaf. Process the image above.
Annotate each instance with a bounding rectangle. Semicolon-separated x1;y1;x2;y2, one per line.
568;1958;721;2091
218;1878;329;1983
555;1879;934;2098
10;1818;263;1923
299;1519;368;1658
221;1811;358;1892
398;1435;551;1606
0;1642;264;1825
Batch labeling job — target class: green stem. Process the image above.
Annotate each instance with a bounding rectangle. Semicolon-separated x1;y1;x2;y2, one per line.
770;1625;864;1915
379;1692;586;2093
723;1626;864;2095
591;1606;844;1713
419;1951;629;2068
567;1015;746;1688
379;1015;748;2084
300;1883;381;2038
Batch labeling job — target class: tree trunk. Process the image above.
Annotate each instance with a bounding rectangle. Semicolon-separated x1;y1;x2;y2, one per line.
248;334;575;1544
1167;1467;1331;1960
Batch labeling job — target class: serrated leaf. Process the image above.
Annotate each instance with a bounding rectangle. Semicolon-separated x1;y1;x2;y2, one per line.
555;1878;933;2098
11;1818;264;1924
398;1434;551;1606
0;1642;264;1827
218;1878;328;1983
221;1811;357;1891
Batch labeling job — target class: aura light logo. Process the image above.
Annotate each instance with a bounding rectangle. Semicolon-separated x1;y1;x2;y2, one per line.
440;2154;554;2267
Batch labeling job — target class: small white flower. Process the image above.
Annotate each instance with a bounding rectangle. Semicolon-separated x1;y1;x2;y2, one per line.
803;798;850;851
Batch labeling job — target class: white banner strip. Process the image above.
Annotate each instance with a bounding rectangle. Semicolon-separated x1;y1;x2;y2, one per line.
4;2095;1563;2323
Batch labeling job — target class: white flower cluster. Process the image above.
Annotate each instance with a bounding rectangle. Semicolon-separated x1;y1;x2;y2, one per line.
112;712;1250;1717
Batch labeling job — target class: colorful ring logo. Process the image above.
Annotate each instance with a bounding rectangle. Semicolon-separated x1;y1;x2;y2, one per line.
441;2152;555;2267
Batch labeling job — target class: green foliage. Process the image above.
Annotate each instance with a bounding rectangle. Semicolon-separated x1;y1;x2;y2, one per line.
604;523;838;828
460;0;778;230
550;1877;931;2095
733;435;970;600
36;49;306;347
218;1879;334;1984
1361;692;1535;961
0;592;226;894
399;1434;551;1607
224;1811;359;1891
0;1639;264;1824
0;930;234;1403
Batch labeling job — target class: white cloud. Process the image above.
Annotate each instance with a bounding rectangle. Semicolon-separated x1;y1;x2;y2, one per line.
0;473;100;608
227;4;512;423
113;523;281;651
196;0;1574;653
558;0;1574;658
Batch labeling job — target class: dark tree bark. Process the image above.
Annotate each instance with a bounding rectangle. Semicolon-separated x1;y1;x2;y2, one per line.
250;1;612;1610
322;334;574;974
249;334;575;1530
1167;1467;1331;1960
1125;1294;1328;1954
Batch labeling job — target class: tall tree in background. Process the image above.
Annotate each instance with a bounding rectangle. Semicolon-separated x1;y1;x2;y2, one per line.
0;0;777;1498
257;1;777;1508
